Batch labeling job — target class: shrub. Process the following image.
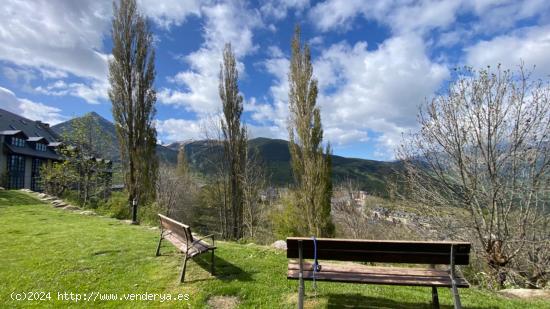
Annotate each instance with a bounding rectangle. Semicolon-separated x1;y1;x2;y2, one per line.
271;191;302;238
140;201;163;226
97;192;130;220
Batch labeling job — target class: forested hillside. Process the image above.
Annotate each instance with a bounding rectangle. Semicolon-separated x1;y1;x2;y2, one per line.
53;113;400;194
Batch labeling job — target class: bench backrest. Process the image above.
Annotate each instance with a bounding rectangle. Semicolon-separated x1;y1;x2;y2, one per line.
158;214;193;245
287;237;470;265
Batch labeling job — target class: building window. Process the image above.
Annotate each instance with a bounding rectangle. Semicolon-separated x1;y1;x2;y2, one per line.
31;158;42;191
36;143;47;151
7;155;25;189
11;137;26;147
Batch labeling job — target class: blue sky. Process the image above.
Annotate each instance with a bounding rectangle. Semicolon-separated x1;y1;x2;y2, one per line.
1;0;549;160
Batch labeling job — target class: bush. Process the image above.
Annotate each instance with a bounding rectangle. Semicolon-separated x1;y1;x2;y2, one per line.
60;190;80;206
97;192;130;220
140;202;163;226
270;191;302;238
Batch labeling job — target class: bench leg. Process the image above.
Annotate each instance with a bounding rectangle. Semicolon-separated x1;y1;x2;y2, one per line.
298;240;304;309
449;245;462;309
298;275;304;309
450;285;462;309
211;249;215;275
155;236;163;256
431;287;439;309
180;255;188;283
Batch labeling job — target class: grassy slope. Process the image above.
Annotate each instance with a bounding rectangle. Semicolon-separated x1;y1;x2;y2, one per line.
0;191;547;308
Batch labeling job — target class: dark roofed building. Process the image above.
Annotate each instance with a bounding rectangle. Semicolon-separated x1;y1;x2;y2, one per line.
0;108;62;190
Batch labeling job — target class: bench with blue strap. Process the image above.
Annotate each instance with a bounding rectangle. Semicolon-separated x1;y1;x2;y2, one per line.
286;237;470;309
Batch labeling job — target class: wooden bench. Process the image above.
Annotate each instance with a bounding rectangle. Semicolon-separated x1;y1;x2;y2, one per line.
156;214;216;282
287;237;470;309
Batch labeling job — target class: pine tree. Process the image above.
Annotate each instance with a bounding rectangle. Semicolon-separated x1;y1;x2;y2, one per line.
287;25;334;237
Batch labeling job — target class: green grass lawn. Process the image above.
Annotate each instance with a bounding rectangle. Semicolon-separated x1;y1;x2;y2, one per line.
0;190;547;308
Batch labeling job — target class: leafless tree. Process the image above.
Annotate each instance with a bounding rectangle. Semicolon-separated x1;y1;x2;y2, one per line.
332;180;421;240
242;149;268;239
200;115;231;239
332;181;368;239
155;163;199;224
398;66;550;287
155;164;182;217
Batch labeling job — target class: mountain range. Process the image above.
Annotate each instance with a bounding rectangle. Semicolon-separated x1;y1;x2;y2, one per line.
52;112;401;195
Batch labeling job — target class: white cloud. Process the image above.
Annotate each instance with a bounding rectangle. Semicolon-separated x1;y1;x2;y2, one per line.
267;46;284;58
324;127;369;145
0;0;205;80
0;0;112;104
0;0;202;105
138;0;201;29
390;0;461;34
301;0;550;159
247;34;449;158
0;0;111;81
2;67;36;91
244;56;291;133
308;0;365;32
0;86;67;125
465;0;550;35
309;0;550;35
159;2;262;114
465;25;550;77
309;36;324;46
155;118;205;142
34;80;109;104
260;0;310;20
246;123;287;140
317;36;449;150
309;0;460;34
35;80;109;105
0;87;21;113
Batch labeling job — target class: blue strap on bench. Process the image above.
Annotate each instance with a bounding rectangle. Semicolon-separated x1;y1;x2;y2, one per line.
311;236;321;293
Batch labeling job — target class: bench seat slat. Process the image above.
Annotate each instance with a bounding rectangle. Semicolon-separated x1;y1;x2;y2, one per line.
189;240;216;257
288;269;469;287
288;262;470;288
163;234;215;258
289;263;461;282
289;262;447;277
288;262;469;288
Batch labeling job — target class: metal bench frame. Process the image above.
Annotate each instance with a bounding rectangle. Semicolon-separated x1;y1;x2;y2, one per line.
156;214;216;283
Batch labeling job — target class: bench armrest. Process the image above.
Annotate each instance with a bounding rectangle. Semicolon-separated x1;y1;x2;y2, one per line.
192;234;215;247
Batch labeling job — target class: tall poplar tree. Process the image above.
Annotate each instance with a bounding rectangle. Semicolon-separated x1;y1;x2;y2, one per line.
109;0;158;224
219;43;247;239
288;25;334;237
